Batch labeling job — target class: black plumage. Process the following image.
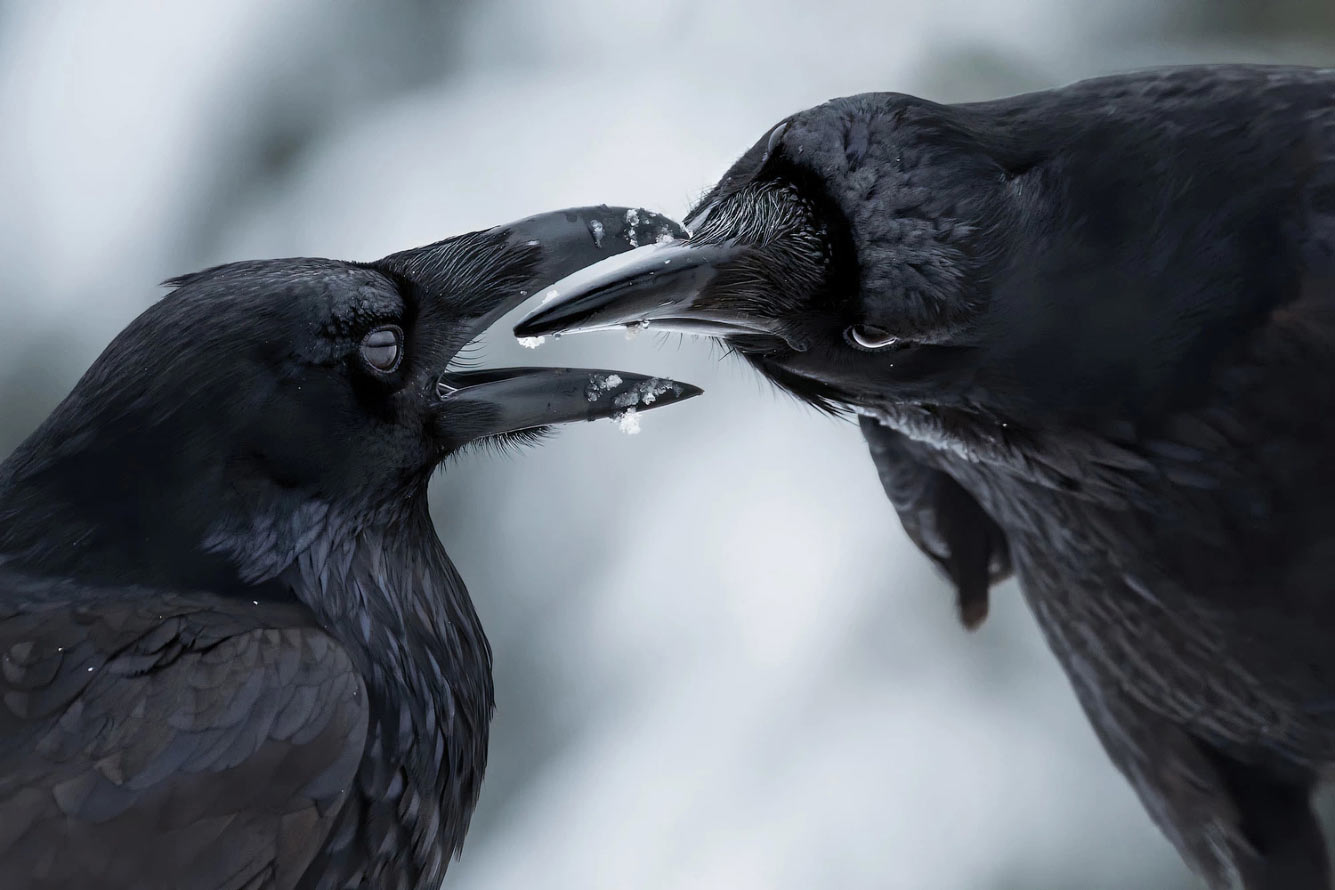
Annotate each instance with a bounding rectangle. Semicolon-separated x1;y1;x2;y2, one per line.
517;65;1335;889
0;206;699;889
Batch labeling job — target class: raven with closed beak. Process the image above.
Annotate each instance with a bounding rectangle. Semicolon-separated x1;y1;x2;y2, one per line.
0;206;699;890
517;66;1335;889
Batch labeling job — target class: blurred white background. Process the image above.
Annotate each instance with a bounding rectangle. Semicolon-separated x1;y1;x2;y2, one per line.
2;2;1332;887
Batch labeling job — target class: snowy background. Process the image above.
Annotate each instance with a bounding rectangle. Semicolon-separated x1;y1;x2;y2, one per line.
1;2;1332;888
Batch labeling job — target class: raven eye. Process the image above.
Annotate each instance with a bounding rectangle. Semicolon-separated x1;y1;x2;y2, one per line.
360;326;403;372
846;324;900;350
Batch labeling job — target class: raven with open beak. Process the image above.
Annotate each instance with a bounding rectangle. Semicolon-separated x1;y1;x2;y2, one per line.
0;205;699;890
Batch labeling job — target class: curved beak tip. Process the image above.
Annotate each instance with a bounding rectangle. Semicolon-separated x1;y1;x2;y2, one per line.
437;366;702;440
578;370;704;414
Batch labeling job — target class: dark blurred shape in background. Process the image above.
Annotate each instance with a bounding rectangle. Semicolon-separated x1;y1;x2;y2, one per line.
0;1;1327;887
1170;0;1335;41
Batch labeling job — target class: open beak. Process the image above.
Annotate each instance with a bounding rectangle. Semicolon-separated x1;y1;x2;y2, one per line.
377;205;705;440
436;366;701;439
511;239;785;340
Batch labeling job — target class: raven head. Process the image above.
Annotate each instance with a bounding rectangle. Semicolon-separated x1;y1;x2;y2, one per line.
514;96;1011;417
0;207;700;589
515;84;1298;431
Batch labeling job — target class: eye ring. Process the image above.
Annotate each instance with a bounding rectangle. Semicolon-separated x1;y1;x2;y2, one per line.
360;325;403;373
845;324;900;351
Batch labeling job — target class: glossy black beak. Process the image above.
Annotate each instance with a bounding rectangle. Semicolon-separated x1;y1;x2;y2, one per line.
512;239;784;340
379;205;690;346
373;204;704;437
378;205;703;440
435;367;701;439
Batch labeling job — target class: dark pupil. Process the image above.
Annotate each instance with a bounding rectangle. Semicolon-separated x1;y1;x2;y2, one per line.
362;328;401;370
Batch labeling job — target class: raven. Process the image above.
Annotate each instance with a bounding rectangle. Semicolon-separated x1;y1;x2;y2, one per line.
516;66;1335;889
0;206;700;890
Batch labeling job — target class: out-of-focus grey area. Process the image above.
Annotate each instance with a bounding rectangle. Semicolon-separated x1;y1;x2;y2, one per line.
1;2;1331;887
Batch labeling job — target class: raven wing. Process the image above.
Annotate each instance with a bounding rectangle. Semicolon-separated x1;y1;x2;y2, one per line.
0;573;368;890
858;415;1012;629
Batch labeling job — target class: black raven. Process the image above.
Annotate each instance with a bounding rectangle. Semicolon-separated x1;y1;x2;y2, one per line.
516;66;1335;889
0;206;700;890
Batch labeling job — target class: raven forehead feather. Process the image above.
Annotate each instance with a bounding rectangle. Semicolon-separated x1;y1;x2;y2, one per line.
162;258;384;299
162;259;401;330
319;282;408;340
374;228;543;320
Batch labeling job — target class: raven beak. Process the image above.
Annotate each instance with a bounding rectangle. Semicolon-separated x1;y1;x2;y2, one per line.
511;240;784;340
379;205;690;343
380;205;704;442
435;367;701;439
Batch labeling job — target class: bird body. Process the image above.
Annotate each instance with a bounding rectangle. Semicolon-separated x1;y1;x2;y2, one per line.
276;502;493;889
0;206;699;889
0;469;488;890
518;66;1335;888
